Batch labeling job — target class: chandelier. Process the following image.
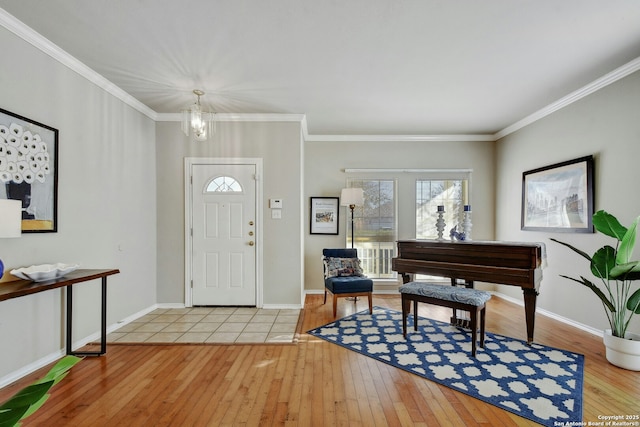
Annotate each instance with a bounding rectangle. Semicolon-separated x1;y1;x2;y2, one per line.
181;89;215;141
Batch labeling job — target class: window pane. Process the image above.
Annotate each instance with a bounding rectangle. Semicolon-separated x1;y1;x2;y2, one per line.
206;176;242;193
416;179;468;239
415;178;469;282
346;179;396;279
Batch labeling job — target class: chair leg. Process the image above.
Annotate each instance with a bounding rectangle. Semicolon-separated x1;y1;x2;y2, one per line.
367;293;373;314
333;294;338;317
413;300;418;332
323;289;327;304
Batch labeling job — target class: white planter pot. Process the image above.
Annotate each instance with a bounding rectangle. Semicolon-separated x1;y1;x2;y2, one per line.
603;329;640;371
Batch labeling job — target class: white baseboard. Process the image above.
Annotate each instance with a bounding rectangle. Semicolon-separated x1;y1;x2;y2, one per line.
156;303;185;309
491;291;603;337
262;303;303;309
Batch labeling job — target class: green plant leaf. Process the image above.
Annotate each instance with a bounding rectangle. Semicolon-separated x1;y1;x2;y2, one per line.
616;215;639;265
18;393;50;422
0;407;29;427
610;261;640;280
593;210;628;240
0;381;52;410
559;274;616;312
550;238;592;262
34;356;81;386
627;288;640;314
591;246;616;279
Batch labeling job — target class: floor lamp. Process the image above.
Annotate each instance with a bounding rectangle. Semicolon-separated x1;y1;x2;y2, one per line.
340;188;364;249
340;188;364;301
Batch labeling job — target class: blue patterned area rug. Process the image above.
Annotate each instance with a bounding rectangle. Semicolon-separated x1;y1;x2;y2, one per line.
307;306;584;426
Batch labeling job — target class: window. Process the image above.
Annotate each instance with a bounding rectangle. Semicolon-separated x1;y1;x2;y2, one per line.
343;172;470;281
346;179;397;279
416;179;469;239
206;176;242;193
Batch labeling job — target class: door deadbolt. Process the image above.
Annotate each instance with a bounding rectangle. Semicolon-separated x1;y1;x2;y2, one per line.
249;241;255;246
249;221;254;226
248;231;254;236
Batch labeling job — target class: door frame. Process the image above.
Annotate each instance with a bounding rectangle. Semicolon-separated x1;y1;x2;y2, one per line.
184;157;264;308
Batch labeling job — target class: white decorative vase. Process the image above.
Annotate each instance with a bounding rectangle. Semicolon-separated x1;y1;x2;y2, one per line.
603;329;640;371
435;211;446;241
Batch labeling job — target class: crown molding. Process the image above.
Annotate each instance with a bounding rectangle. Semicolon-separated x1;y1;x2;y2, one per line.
156;113;305;122
494;56;640;140
344;168;473;174
0;8;157;120
304;133;495;142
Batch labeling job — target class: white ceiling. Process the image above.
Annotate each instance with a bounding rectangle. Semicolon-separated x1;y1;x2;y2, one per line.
1;0;640;137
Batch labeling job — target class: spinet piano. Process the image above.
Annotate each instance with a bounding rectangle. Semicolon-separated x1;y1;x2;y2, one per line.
392;239;543;343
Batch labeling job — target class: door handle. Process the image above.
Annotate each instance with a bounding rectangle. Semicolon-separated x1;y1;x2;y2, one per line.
249;241;255;246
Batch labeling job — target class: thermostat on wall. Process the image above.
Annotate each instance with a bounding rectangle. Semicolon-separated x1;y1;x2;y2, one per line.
269;199;283;209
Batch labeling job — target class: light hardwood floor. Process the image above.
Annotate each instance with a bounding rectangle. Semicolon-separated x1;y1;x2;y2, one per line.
1;294;638;426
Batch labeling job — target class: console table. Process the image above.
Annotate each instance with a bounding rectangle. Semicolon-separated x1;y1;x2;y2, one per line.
0;269;120;356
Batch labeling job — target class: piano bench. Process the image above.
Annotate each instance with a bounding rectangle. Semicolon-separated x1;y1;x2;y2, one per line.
399;281;492;357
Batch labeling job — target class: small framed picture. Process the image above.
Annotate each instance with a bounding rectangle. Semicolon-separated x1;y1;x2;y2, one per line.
310;197;339;235
521;155;594;233
0;108;59;233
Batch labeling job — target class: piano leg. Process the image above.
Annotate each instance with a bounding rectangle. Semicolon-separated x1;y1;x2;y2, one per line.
451;278;473;329
523;288;539;344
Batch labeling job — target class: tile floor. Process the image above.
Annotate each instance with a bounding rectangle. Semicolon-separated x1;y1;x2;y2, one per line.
107;307;301;344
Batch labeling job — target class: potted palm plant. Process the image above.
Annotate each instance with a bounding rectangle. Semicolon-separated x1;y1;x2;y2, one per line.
551;210;640;370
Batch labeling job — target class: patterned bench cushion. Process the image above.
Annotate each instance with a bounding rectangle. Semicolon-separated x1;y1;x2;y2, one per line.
399;281;491;306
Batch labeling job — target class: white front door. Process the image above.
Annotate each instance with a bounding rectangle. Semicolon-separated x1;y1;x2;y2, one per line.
190;163;257;305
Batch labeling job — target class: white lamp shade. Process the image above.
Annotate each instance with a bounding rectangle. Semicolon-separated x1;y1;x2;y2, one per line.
0;199;22;238
340;188;364;207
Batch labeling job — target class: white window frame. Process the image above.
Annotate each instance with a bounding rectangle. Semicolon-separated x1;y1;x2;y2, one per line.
343;168;472;283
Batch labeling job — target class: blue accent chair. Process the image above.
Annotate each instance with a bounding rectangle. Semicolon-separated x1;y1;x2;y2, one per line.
322;248;373;317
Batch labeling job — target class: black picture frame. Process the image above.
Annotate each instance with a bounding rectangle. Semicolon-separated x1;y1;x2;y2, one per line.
310;197;339;235
521;155;594;233
0;107;58;233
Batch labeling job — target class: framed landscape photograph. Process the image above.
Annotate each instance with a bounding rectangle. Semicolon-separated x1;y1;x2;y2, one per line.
521;155;594;233
310;197;339;235
0;108;58;233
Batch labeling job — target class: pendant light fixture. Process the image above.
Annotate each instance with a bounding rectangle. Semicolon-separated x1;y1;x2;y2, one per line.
181;89;216;141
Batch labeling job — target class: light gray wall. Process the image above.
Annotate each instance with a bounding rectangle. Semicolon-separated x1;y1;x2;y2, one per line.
0;28;157;380
155;120;304;307
303;139;496;292
495;70;640;334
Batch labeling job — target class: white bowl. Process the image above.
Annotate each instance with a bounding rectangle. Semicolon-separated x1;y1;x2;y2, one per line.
11;263;80;282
